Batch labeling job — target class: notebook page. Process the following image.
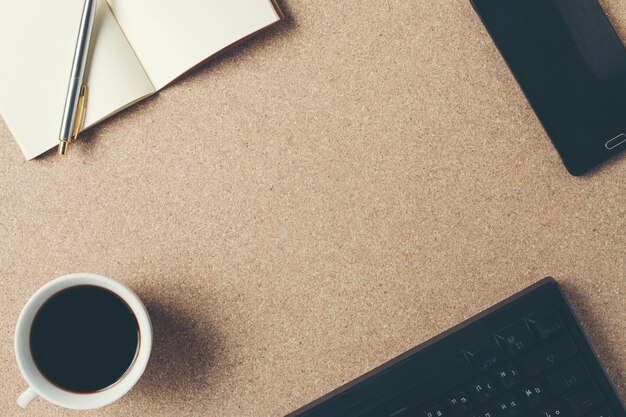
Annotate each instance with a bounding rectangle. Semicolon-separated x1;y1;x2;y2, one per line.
0;0;155;159
106;0;282;90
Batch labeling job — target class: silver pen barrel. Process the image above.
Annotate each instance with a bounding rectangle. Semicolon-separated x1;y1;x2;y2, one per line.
58;0;97;154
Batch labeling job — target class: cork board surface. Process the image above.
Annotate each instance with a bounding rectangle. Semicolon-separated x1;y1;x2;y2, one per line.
0;0;625;415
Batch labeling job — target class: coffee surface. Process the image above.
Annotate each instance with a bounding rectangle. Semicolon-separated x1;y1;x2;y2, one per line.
30;285;139;393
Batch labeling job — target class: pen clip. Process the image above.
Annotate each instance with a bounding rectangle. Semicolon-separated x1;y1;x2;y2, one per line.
71;85;88;140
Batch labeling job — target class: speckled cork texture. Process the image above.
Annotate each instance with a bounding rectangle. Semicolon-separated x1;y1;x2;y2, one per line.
0;1;625;416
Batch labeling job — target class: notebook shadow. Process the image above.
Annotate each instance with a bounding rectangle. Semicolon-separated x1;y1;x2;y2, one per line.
559;282;626;395
273;0;293;24
134;290;225;398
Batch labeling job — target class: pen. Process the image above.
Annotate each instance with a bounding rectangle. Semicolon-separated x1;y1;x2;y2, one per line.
58;0;97;155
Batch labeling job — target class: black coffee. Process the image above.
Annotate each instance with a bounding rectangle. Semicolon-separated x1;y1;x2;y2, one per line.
30;285;140;393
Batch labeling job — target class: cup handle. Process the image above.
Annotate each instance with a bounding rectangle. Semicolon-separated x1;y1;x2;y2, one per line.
17;386;38;408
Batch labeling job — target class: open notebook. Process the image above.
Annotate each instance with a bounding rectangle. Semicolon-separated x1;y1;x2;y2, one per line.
0;0;283;159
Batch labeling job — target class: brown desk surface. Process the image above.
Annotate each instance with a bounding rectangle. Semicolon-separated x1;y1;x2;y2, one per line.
1;1;625;415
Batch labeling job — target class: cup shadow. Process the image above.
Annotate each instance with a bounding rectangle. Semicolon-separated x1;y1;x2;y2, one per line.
560;282;626;396
135;292;223;398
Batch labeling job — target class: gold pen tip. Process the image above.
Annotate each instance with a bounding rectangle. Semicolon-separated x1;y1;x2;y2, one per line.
58;140;69;155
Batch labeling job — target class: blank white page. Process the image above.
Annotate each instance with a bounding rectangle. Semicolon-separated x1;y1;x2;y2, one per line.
0;0;155;159
106;0;282;89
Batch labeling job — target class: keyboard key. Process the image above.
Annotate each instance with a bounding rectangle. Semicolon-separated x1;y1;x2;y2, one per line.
544;357;590;394
520;381;547;408
469;376;498;403
465;339;503;371
535;402;566;417
468;407;496;417
586;407;614;417
495;321;534;356
564;383;605;417
495;393;524;417
526;310;564;340
361;380;435;417
519;335;577;376
388;407;411;417
422;403;446;417
352;355;470;417
493;364;522;390
445;390;473;416
361;393;418;417
433;354;473;392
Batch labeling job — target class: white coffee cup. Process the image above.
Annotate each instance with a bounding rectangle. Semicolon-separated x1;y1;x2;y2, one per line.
14;273;152;410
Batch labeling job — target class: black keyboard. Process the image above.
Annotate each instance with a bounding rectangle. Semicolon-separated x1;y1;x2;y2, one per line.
286;278;625;417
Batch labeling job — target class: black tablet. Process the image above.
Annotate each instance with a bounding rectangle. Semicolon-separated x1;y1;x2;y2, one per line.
471;0;626;175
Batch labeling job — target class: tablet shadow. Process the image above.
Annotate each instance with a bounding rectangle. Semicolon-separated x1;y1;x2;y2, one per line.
560;282;626;395
136;295;223;397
